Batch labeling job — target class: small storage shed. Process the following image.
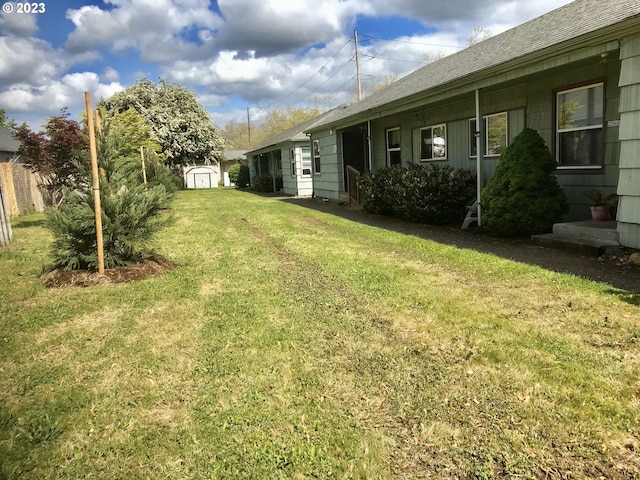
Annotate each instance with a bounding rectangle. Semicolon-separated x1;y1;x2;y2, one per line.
183;165;218;189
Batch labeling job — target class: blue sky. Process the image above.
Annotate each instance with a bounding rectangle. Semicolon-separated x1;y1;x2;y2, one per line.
0;0;572;131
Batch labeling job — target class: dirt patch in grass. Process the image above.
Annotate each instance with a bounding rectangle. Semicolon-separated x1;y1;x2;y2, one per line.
40;255;178;288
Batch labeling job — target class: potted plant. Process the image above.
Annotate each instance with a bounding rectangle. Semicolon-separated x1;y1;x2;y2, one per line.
583;189;616;221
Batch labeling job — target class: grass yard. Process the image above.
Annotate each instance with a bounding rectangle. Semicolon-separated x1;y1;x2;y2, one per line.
1;188;639;479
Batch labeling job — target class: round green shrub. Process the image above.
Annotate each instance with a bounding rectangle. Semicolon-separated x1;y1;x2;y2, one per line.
395;163;475;224
481;127;568;236
358;163;476;224
228;163;250;188
358;166;400;215
251;174;278;192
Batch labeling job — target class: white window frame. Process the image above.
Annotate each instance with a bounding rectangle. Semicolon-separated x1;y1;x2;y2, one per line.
386;127;401;167
555;82;604;169
290;148;296;177
301;146;312;177
417;123;447;161
469;112;508;158
313;140;321;175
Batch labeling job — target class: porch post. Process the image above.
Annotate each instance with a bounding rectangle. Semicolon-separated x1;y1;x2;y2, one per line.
367;121;372;171
475;88;484;226
271;151;276;192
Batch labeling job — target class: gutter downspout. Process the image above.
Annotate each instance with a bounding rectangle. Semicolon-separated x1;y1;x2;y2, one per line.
475;88;483;227
367;121;372;172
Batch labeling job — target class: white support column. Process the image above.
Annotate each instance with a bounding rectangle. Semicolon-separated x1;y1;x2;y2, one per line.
475;89;484;226
367;121;372;172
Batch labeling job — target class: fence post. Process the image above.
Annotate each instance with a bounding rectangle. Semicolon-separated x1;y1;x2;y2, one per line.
0;169;13;247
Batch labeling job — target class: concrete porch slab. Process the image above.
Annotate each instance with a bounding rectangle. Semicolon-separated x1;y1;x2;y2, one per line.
532;221;620;257
552;220;619;242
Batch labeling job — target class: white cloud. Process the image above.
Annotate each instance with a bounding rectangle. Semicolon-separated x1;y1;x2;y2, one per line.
1;0;576;130
65;0;224;61
213;0;366;57
0;7;38;37
102;67;120;82
0;72;122;117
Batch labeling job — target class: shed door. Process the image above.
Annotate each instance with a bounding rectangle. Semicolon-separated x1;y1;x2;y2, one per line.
194;173;212;189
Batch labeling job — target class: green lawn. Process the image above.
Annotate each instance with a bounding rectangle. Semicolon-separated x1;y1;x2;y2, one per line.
1;189;639;479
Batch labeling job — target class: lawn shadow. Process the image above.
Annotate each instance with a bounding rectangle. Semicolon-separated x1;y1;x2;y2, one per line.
13;218;47;229
280;196;640;295
605;290;640;306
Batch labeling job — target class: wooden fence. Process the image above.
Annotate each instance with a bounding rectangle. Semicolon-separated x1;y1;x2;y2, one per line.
0;169;12;247
0;162;45;217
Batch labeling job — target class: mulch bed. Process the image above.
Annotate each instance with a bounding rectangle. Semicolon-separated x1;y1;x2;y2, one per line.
40;255;178;288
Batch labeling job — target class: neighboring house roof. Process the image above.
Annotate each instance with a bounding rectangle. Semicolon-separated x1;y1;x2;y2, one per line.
0;126;20;153
307;0;640;132
224;150;247;161
246;107;344;155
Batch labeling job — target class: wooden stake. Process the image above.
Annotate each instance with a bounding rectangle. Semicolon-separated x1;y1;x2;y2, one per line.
85;92;105;275
140;146;147;185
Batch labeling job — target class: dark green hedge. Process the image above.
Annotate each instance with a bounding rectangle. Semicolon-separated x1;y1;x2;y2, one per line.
358;163;476;225
228;163;250;188
251;174;283;193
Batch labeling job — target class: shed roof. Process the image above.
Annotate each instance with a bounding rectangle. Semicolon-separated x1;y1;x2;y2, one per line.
307;0;640;132
224;150;246;161
0;126;20;153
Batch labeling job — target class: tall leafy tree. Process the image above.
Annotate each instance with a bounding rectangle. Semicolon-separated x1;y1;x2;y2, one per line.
0;108;15;128
101;79;225;165
13;109;89;195
222;103;328;149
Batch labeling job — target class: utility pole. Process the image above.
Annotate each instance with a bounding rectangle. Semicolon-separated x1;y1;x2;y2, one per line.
354;30;362;101
247;107;251;147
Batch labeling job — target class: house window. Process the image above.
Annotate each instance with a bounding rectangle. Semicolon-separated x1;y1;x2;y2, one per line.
469;112;508;157
386;127;401;166
419;124;447;161
301;146;312;177
290;148;296;176
556;82;604;168
313;140;321;174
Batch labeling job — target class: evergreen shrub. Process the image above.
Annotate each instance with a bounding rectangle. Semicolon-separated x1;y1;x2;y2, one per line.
358;163;476;224
228;163;250;188
251;174;282;193
482;127;568;236
46;120;174;271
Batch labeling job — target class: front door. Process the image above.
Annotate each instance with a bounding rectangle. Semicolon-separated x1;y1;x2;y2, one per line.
341;128;368;188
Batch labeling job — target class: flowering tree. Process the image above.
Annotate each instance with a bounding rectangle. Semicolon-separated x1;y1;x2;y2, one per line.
101;79;225;166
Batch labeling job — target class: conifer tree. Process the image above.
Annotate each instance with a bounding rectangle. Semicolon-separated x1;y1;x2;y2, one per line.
46;111;173;271
482;127;568;236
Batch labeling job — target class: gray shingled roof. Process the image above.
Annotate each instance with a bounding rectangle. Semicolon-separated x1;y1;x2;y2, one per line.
246;107;344;154
0;126;20;153
308;0;640;131
224;150;246;160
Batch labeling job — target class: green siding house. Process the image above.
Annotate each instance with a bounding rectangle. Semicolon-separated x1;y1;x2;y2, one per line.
305;0;640;249
246;109;341;197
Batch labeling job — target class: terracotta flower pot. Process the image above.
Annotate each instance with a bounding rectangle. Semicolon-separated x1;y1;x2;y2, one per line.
590;205;609;221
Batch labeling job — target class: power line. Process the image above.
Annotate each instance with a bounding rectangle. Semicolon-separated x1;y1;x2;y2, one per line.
262;36;354;108
359;33;461;50
361;54;425;64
